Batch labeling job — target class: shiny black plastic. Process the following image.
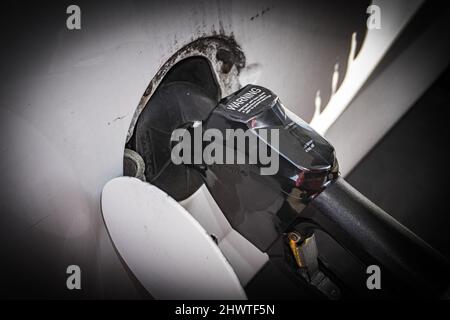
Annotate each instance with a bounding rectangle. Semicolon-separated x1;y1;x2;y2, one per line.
201;85;338;250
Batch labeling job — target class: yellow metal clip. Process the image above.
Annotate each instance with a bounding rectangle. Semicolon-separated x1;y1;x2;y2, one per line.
287;232;304;268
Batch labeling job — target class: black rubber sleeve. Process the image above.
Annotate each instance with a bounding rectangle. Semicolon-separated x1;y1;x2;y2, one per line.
301;177;450;297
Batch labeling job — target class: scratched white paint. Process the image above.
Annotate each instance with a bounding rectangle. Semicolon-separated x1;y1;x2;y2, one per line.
310;0;424;134
325;4;450;176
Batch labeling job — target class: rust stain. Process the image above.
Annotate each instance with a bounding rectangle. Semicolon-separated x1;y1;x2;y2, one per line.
126;35;246;142
250;6;274;21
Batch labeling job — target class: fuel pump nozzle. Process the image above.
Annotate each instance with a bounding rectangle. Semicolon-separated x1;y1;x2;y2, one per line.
183;84;450;297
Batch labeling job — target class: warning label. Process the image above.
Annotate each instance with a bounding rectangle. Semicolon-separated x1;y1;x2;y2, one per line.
225;86;273;115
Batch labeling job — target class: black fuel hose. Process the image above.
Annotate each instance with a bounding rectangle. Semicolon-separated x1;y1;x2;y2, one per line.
301;177;450;297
